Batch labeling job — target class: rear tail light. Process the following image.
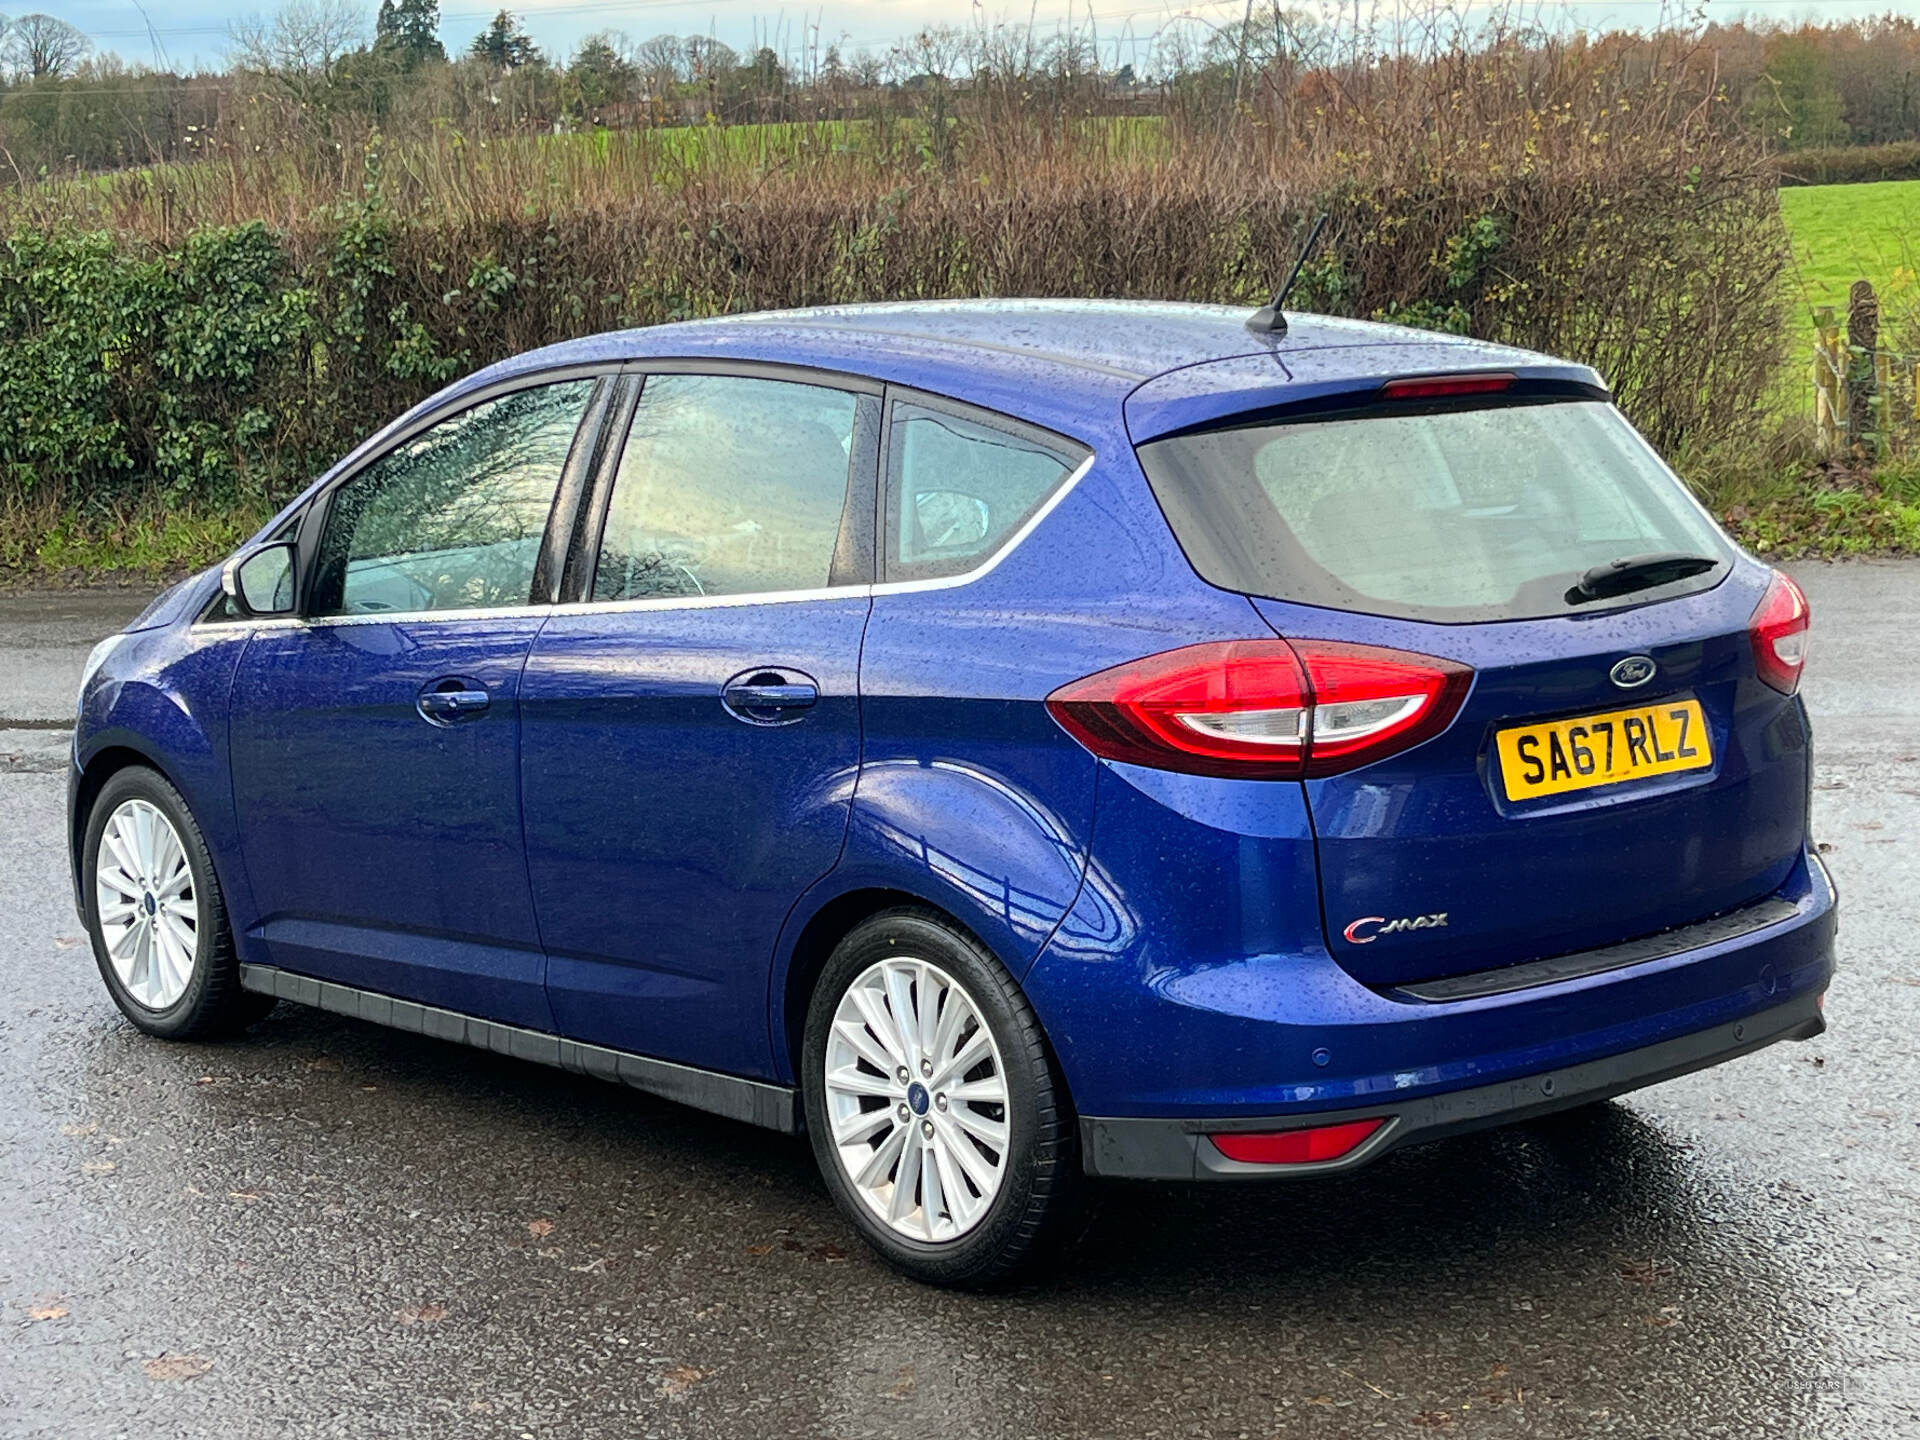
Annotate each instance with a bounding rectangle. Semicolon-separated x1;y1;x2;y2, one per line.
1209;1117;1386;1164
1045;638;1471;780
1750;571;1810;695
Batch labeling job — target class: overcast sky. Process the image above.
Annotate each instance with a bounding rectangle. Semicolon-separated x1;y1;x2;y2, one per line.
56;0;1908;74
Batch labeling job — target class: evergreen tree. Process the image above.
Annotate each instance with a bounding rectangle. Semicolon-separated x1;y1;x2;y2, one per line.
469;9;541;70
376;0;446;68
744;45;786;92
569;33;634;108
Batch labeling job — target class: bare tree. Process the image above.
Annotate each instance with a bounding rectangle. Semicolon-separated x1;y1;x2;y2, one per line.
1149;19;1210;83
229;0;367;93
683;35;736;82
1206;4;1325;72
847;47;884;89
887;25;969;87
6;13;91;80
1045;29;1099;83
631;33;686;92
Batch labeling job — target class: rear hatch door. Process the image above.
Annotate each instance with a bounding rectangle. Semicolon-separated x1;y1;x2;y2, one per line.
1251;583;1807;987
1133;379;1810;988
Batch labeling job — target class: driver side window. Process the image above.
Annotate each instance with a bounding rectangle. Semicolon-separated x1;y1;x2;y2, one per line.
592;374;860;603
311;379;594;617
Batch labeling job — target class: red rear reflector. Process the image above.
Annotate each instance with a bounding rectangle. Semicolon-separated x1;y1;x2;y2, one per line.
1750;570;1810;695
1382;373;1515;400
1209;1118;1386;1165
1046;639;1470;780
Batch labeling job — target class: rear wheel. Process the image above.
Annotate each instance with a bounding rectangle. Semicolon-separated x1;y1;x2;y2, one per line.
83;767;272;1039
801;908;1078;1288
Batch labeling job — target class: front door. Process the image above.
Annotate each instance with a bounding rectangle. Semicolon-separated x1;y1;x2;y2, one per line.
521;370;877;1077
228;376;600;1029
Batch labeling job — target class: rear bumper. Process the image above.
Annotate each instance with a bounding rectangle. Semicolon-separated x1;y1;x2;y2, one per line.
1032;837;1836;1155
1082;987;1825;1179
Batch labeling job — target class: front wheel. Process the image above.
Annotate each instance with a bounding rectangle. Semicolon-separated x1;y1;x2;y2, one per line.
801;909;1079;1288
82;766;272;1039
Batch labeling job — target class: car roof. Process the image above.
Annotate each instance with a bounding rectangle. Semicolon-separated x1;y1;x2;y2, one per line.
441;300;1604;443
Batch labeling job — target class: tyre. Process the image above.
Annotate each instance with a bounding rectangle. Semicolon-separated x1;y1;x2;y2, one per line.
82;766;272;1040
801;908;1079;1288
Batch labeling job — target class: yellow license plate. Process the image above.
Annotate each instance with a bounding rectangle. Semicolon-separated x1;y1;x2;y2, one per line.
1495;698;1712;802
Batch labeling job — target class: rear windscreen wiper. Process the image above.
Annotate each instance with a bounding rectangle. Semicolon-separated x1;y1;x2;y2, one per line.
1566;552;1720;605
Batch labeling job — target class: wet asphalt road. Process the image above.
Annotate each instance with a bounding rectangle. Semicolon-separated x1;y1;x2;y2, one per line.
0;567;1916;1440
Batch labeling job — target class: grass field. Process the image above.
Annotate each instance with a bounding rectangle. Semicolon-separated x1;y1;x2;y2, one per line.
1781;178;1920;353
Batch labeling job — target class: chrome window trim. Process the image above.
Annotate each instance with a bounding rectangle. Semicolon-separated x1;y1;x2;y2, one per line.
238;603;558;631
199;453;1097;632
876;384;1093;589
213;587;872;633
873;452;1095;596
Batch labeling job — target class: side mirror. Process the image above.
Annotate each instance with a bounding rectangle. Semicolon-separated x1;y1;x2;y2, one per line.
222;542;298;618
913;490;991;551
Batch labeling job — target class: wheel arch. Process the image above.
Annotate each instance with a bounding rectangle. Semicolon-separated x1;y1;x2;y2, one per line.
68;741;186;918
766;755;1104;1087
70;697;254;947
774;886;1016;1088
778;887;933;1084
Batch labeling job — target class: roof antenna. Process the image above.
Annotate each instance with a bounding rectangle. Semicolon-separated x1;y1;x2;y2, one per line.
1246;212;1330;336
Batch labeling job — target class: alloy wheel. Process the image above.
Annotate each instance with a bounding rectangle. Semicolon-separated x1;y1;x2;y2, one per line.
94;797;199;1011
822;956;1011;1243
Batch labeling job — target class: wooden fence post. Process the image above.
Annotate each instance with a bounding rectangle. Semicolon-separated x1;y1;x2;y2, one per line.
1877;349;1897;453
1813;305;1845;453
1847;279;1882;455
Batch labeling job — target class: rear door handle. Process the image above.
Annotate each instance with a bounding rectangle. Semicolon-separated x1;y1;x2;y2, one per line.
722;669;818;725
418;677;492;725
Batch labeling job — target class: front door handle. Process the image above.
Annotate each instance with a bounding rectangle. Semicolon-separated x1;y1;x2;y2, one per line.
722;669;819;725
418;677;491;725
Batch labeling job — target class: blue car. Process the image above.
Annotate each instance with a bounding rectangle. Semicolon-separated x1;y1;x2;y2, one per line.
70;301;1834;1286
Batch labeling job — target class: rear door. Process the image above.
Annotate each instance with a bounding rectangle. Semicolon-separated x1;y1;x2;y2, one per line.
228;374;606;1028
519;368;879;1077
1137;391;1810;988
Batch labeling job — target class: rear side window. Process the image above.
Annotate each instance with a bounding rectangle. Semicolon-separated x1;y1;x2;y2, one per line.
311;379;595;617
885;400;1084;582
1136;400;1731;623
594;374;859;602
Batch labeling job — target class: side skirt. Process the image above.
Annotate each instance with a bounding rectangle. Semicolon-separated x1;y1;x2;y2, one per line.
238;964;799;1133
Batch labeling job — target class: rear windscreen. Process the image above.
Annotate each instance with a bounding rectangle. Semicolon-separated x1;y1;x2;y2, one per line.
1136;400;1732;623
